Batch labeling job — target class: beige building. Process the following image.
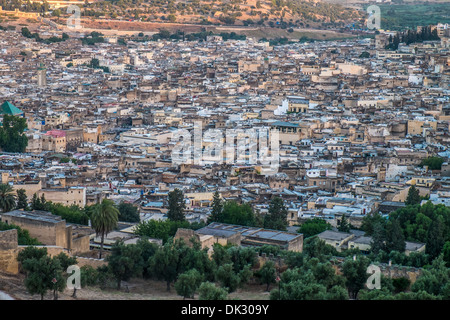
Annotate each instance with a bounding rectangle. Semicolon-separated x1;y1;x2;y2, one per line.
42;130;67;153
271;121;302;145
187;222;303;252
317;230;354;252
287;96;309;113
407;119;437;135
0;210;91;254
38;187;87;208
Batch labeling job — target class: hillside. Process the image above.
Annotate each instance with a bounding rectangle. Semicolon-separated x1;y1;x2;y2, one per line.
81;0;365;28
42;0;366;29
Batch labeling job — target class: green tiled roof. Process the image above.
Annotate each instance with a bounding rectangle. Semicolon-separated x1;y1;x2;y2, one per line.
0;101;23;116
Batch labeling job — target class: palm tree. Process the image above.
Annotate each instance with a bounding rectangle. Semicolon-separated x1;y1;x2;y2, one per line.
0;183;16;213
90;199;119;259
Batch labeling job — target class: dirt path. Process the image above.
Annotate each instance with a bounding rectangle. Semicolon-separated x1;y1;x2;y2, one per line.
0;272;270;300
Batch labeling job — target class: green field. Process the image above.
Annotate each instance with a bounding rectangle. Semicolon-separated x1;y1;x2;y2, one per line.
364;2;450;31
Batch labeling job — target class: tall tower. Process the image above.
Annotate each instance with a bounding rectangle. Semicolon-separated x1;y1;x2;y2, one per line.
37;62;47;87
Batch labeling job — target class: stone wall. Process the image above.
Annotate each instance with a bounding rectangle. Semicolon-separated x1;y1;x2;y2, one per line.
0;7;39;19
4;215;67;248
331;257;423;284
71;234;90;254
17;245;68;257
0;230;19;274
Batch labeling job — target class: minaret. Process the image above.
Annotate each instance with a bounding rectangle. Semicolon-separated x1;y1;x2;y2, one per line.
37;62;47;87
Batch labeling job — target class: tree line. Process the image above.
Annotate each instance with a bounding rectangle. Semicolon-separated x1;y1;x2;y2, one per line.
21;27;70;44
385;25;440;50
0;114;28;153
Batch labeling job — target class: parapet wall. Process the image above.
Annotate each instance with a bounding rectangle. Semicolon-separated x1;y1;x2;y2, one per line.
0;229;18;250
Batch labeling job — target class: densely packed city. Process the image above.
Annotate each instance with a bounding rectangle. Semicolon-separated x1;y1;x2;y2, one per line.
1;0;450;304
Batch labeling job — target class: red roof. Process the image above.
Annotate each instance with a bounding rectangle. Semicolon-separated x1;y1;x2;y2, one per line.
45;130;66;138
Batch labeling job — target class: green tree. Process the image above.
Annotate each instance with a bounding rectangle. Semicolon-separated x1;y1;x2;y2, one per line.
228;246;257;274
359;51;370;58
385;219;406;253
215;263;241;293
16;188;29;210
217;201;256;226
426;218;445;259
263;196;288;231
303;237;337;261
198;282;228;300
167;188;186;222
0;114;28;153
22;255;66;300
90;199;119;259
30;193;50;211
17;246;48;272
370;222;386;254
136;237;159;279
117;201;140;223
298;218;332;238
148;239;186;291
211;243;232;266
0;183;16;213
107;240;143;289
361;212;386;236
443;241;450;267
270;265;347;300
405;185;421;205
338;214;351;232
342;256;370;299
54;252;77;271
207;191;222;224
392;277;410;293
48;203;89;225
168;14;176;22
258;260;276;291
411;255;450;297
420;156;444;170
182;239;215;281
133;219;203;244
175;268;203;299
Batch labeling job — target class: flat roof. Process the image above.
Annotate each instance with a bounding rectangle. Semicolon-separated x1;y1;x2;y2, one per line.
317;230;353;241
351;236;372;245
197;222;301;243
405;241;425;251
1;210;63;224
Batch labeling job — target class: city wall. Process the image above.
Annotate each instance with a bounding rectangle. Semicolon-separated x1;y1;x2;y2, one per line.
0;7;39;19
0;230;19;275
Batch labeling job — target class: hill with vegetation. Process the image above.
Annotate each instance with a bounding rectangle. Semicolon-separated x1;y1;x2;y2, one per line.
1;0;365;29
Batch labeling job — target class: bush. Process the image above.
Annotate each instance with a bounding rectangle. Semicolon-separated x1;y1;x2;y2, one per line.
198;282;228;300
